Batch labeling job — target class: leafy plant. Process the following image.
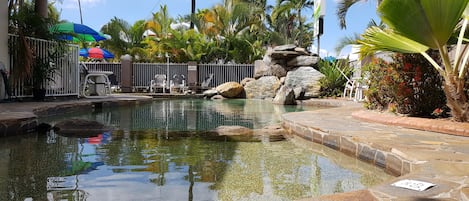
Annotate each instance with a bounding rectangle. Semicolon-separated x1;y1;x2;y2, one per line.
358;0;469;121
32;53;58;90
318;59;353;97
364;53;447;117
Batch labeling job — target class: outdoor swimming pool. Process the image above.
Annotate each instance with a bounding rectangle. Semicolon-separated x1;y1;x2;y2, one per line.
0;99;392;201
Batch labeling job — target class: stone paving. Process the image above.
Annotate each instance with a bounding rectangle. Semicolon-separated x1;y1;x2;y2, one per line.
1;96;468;200
285;99;469;201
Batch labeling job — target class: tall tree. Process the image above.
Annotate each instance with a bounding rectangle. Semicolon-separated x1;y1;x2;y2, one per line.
271;0;314;47
101;17;145;59
145;5;173;39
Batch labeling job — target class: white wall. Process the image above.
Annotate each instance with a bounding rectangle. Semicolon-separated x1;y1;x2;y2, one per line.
0;4;9;99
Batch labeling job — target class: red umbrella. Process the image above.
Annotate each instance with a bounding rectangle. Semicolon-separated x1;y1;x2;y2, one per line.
80;47;114;59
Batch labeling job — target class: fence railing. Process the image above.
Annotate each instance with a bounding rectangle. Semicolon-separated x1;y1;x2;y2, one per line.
8;34;80;98
133;63;188;90
7;34;254;98
84;62;254;91
198;64;254;87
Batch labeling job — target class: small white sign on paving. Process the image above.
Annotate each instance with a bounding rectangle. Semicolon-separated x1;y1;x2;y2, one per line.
391;179;436;191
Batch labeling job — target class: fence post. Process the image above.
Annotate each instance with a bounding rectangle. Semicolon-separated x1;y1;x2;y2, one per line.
0;8;8;100
121;54;133;93
187;61;198;91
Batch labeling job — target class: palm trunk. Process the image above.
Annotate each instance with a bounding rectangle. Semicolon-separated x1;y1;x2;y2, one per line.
34;0;48;18
297;8;303;47
443;74;469;122
190;0;195;29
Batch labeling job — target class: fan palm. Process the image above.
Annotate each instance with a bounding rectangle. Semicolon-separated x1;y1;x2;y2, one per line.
337;0;383;29
358;0;469;122
100;17;145;59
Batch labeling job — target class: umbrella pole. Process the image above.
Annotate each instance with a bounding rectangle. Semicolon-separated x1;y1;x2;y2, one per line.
78;0;83;24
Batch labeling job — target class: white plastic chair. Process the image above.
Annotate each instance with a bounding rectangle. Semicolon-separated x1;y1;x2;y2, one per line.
354;79;369;102
170;74;187;94
150;74;167;93
343;78;357;100
80;63;113;98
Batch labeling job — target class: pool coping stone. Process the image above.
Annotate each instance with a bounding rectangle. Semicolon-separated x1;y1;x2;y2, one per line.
287;99;469;201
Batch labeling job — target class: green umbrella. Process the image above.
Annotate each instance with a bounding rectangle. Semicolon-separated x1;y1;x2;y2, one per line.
50;22;107;42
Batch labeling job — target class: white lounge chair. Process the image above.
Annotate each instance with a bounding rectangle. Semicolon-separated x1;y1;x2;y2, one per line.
201;73;214;90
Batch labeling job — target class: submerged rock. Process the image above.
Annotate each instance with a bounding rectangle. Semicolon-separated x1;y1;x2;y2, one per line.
212;125;286;142
54;118;110;137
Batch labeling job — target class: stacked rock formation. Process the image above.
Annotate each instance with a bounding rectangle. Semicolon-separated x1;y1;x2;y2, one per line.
243;44;323;104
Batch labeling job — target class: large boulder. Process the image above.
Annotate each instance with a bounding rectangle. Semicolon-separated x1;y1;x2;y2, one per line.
273;85;296;105
284;67;324;98
271;64;288;78
270;51;301;60
254;60;272;79
240;77;255;86
273;44;296;51
216;82;244;98
244;76;281;99
254;60;287;79
287;55;320;68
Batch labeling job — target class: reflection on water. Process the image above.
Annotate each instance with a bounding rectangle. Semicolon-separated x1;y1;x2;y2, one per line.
43;99;316;132
0;99;393;201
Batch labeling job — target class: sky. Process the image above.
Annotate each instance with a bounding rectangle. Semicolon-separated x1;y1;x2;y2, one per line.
55;0;379;57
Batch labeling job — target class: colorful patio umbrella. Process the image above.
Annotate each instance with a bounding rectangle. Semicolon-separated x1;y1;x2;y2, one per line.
50;22;107;42
80;47;114;59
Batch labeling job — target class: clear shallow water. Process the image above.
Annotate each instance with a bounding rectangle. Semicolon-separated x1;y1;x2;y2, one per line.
0;99;392;201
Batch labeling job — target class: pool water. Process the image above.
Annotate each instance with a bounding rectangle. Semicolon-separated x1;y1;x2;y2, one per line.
0;99;392;201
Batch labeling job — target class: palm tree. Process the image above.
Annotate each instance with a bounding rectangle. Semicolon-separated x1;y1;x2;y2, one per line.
145;5;173;39
271;0;314;47
100;17;146;59
334;19;384;54
359;0;469;121
337;0;383;29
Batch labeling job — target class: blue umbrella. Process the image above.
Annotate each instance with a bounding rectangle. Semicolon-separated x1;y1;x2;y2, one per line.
323;56;337;62
50;22;107;42
80;47;114;59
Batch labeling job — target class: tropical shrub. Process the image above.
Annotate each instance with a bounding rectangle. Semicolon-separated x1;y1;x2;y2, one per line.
364;53;447;117
318;59;353;97
358;0;469;121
